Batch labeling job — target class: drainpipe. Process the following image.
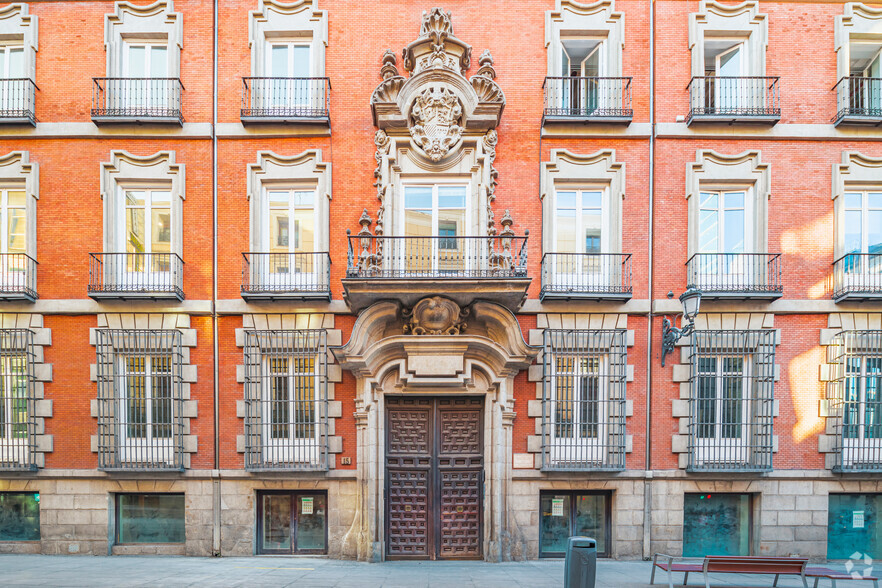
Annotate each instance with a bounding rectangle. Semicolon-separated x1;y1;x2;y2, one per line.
211;0;222;557
643;0;657;561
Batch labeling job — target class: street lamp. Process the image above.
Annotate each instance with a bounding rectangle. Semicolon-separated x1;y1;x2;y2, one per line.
661;288;703;366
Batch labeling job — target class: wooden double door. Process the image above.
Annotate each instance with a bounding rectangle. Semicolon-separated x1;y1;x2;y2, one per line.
385;396;484;560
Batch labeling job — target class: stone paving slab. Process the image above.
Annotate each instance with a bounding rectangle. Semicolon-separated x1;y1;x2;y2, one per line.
0;555;878;588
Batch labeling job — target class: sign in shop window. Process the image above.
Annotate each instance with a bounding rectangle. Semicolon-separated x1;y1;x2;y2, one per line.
683;493;751;557
829;494;882;560
0;492;40;541
539;491;610;558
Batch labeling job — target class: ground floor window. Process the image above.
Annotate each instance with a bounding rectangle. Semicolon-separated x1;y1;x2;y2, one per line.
538;491;610;558
115;493;185;544
0;492;39;541
257;490;327;555
828;494;882;560
683;493;751;556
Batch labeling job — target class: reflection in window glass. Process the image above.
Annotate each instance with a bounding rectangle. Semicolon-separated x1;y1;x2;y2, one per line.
683;493;750;556
829;494;882;559
0;492;39;541
539;492;609;557
116;493;184;544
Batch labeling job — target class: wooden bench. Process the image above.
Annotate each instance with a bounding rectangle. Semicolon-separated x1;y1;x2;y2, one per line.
651;553;810;588
805;566;879;588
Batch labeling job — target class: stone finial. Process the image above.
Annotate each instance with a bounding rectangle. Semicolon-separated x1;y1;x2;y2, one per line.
476;49;496;79
419;7;454;41
500;209;515;237
357;209;373;235
380;49;399;80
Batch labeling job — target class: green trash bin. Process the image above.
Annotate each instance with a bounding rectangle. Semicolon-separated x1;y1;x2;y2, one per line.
564;536;597;588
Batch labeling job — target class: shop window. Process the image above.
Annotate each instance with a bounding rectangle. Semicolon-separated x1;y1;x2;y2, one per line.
257;490;327;554
538;490;610;558
0;492;39;541
115;493;184;544
683;493;751;556
828;494;882;560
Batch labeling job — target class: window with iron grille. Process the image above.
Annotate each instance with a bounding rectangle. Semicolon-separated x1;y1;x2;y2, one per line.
0;330;35;471
828;331;882;472
244;330;328;471
96;330;184;471
541;329;627;471
687;330;775;472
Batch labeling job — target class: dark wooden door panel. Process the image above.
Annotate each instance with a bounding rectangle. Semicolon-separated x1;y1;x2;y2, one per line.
438;469;482;558
386;468;430;556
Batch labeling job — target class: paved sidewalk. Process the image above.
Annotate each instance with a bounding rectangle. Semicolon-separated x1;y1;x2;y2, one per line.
0;555;878;587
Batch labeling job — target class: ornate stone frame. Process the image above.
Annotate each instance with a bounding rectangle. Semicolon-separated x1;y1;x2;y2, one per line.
247;0;327;78
100;150;185;255
835;4;882;84
104;1;183;78
0;152;39;265
832;151;882;260
688;0;768;78
545;0;625;78
540;149;625;255
686;150;771;257
0;4;37;81
245;150;331;253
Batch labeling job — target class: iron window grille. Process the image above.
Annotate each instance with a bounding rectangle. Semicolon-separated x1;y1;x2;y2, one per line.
828;331;882;473
96;330;184;471
244;330;329;471
541;329;627;471
687;330;775;472
0;329;36;471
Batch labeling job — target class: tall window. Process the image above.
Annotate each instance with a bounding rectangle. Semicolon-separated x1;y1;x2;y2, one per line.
264;189;315;277
559;37;604;113
552;354;602;446
122;41;169;110
264;356;318;457
0;188;26;282
555;189;605;255
263;41;311;109
842;356;882;442
122;188;172;278
704;39;745;111
849;42;882;112
843;191;882;280
401;184;467;274
0;45;24;112
696;190;754;285
695;355;749;462
118;354;173;458
0;338;29;468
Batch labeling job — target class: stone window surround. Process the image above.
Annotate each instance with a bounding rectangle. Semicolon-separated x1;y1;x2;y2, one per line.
0;151;39;263
522;313;636;470
0;4;37;81
104;1;182;78
686;149;771;257
248;0;327;78
234;313;344;469
688;0;768;78
540;149;625;255
670;312;781;470
245;150;331;252
100;150;185;255
818;312;882;469
832;151;882;260
835;3;882;83
545;0;625;78
88;313;198;469
0;313;52;469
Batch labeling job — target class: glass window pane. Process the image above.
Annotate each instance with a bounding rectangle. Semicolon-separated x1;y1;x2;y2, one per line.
539;494;572;556
292;46;310;78
0;493;40;541
7;190;25;208
683;493;750;556
268;191;289;207
868;210;882;254
699;208;719;253
117;494;185;544
581;191;602;210
699;192;718;209
845;193;863;209
404;186;432;209
293;191;314;207
574;494;607;554
7;48;23;79
271;45;288;77
557;191;577;210
723;209;745;253
404;209;432;237
869;193;882;210
438;186;466;209
293;208;314;254
583;205;602;254
149;46;167;78
262;494;292;551
828;494;882;559
7;208;25;254
724;192;745;209
555;209;577;253
296;494;326;551
151;210;171;253
846;209;863;254
127;46;146;76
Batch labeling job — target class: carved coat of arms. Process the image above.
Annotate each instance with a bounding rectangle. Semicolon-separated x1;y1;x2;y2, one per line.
409;86;463;161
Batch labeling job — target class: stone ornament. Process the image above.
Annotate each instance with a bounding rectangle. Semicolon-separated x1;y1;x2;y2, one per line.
409;86;464;161
403;296;469;335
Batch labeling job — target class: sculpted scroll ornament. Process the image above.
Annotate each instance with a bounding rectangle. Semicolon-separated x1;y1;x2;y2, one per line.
409;87;464;162
403;296;468;335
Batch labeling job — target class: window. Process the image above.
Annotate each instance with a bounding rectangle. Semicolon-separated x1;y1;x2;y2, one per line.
264;189;316;276
848;42;882;113
120;187;173;285
115;493;184;544
0;329;33;470
703;39;745;111
244;330;328;471
0;44;24;111
542;329;627;471
842;191;882;281
257;491;327;554
261;40;312;110
683;493;751;557
559;38;604;114
539;491;610;558
96;330;183;470
687;330;775;472
400;184;468;274
120;41;171;111
0;492;39;541
828;494;882;560
0;187;27;287
698;190;751;258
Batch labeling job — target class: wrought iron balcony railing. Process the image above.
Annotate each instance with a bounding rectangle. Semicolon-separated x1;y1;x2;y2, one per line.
0;253;37;302
241;77;331;123
88;253;184;301
833;253;882;302
832;77;882;126
91;78;184;124
686;253;783;299
0;79;37;125
542;76;632;122
540;253;632;300
241;252;331;300
347;234;528;279
686;76;780;124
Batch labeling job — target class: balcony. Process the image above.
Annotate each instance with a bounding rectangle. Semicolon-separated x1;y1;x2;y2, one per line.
832;77;882;126
88;253;184;301
833;253;882;303
0;254;37;302
240;77;330;125
241;252;331;301
686;76;780;125
542;76;632;125
343;233;530;312
686;253;783;300
91;78;184;125
539;253;632;301
0;79;37;126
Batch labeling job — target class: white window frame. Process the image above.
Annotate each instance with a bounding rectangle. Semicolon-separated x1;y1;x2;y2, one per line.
841;355;882;466
0;353;29;465
0;186;27;288
553;186;610;288
550;353;608;464
260;353;321;465
116;185;174;289
559;37;607;112
259;186;319;286
693;354;752;465
260;39;313;110
841;189;882;288
397;180;471;275
696;187;755;286
121;39;170;111
116;353;174;464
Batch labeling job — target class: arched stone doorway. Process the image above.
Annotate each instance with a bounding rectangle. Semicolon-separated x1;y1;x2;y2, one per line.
333;297;537;562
